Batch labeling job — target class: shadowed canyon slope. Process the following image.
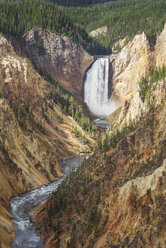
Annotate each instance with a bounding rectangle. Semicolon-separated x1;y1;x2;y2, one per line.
0;34;94;247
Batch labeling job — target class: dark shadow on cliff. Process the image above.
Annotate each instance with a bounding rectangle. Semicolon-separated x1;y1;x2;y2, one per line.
48;0;111;7
87;37;112;56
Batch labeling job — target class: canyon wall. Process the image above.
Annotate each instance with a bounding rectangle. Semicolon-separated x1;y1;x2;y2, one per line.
110;24;166;123
155;23;166;68
24;29;94;96
110;32;151;102
0;35;93;248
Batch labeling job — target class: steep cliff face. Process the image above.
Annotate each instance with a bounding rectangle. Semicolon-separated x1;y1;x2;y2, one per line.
155;23;166;68
0;35;94;248
110;32;151;102
96;80;166;248
110;24;166;124
24;29;94;96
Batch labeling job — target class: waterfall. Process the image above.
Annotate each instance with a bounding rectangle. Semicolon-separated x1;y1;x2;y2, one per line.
84;57;120;117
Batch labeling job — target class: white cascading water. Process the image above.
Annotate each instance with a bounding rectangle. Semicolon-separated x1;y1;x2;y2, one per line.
84;57;120;118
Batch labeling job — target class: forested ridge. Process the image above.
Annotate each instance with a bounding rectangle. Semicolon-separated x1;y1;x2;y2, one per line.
0;1;106;54
0;0;166;54
62;0;166;50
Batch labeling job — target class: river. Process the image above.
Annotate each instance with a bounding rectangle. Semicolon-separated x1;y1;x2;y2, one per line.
10;155;87;248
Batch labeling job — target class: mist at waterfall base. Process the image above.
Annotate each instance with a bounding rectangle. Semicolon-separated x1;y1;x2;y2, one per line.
84;57;121;128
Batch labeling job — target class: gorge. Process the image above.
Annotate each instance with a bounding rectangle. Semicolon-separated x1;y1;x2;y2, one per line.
0;2;166;247
9;54;121;247
10;56;118;247
0;32;94;247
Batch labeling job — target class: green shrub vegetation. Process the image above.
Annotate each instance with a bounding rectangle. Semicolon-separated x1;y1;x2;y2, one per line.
51;83;96;134
12;100;34;131
44;155;103;247
109;120;134;148
139;65;166;105
0;90;4;99
71;126;89;144
94;119;134;153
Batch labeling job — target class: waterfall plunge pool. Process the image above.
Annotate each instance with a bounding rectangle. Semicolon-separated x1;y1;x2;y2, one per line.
10;154;87;248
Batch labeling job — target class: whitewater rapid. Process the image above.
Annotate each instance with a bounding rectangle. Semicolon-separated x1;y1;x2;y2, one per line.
84;57;121;118
10;155;87;248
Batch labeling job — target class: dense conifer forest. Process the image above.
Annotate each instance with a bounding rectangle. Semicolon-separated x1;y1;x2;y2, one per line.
0;1;106;54
0;0;166;53
62;0;166;50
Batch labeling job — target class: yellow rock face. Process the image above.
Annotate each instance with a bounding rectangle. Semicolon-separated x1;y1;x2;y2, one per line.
110;24;166;124
155;23;166;68
110;32;151;102
111;24;166;104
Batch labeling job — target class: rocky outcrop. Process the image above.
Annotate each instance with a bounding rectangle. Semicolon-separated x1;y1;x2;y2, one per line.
0;100;30;248
155;23;166;68
110;24;166;124
97;159;166;248
24;29;94;96
112;36;128;52
89;26;107;37
118;78;165;125
110;32;151;102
